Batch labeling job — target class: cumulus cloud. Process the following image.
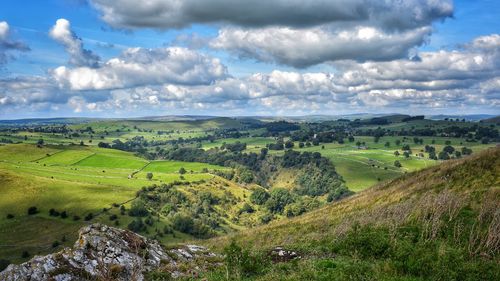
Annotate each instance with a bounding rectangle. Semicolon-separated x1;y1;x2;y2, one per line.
51;47;228;90
0;21;30;64
211;26;432;67
2;34;499;117
89;0;453;66
49;18;100;67
90;0;452;30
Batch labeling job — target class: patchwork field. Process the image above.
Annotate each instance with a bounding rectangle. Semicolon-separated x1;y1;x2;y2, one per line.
0;143;229;262
202;135;490;191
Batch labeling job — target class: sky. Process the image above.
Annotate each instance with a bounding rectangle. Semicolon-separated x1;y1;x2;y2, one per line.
0;0;499;119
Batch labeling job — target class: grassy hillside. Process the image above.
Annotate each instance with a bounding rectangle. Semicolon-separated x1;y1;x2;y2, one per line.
0;143;231;263
195;147;500;280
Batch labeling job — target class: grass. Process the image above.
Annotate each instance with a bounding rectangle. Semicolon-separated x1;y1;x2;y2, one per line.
0;143;234;262
194;147;500;280
143;160;226;173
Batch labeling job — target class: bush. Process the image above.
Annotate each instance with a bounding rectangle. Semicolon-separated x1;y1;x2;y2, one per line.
21;251;29;258
171;213;194;233
60;211;68;219
250;188;270;205
6;214;14;219
109;214;118;221
0;259;11;271
49;208;60;217
127;218;146;232
265;188;294;214
84;213;94;221
128;200;149;217
52;240;60;248
238;203;255;215
27;206;38;215
73;215;81;221
223;241;268;279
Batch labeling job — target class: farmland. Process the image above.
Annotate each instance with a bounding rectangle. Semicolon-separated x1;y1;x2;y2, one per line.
0;115;498;265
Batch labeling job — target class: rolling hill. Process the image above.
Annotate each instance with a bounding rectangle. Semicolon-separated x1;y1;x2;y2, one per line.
197;147;500;280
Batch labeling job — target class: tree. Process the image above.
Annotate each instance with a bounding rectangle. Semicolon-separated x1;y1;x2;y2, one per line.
298;142;305;148
443;145;455;154
172;213;194;233
284;140;294;149
438;151;450;160
384;142;390;147
348;136;355;142
27;206;38;215
265;188;294;214
403;151;410;158
394;151;400;157
146;172;153;180
394;160;402;168
179;167;187;174
128;200;149;217
250;189;270;205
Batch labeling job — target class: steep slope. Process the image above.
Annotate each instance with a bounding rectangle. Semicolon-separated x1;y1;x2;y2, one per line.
200;147;500;280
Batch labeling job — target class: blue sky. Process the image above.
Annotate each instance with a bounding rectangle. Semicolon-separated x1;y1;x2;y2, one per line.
0;0;499;118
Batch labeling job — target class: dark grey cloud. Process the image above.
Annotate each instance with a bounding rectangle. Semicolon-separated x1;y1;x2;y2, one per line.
89;1;454;67
90;0;453;31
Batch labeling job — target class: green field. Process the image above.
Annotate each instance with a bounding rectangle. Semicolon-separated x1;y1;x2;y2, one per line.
0;143;230;262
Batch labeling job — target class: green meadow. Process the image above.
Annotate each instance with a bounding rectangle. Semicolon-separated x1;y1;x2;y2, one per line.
0;143;227;262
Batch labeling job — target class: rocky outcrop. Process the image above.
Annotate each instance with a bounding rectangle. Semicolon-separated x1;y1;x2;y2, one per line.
0;224;218;281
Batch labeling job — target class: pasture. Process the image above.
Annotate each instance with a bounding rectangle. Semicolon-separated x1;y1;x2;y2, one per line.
0;143;227;262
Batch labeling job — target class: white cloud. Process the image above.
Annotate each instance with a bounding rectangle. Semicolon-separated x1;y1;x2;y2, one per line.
90;0;453;66
49;18;100;67
0;21;9;40
51;47;228;90
0;21;29;64
1;34;499;117
211;25;431;67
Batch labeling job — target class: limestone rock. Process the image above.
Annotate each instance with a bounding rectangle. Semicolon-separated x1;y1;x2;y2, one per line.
0;223;217;281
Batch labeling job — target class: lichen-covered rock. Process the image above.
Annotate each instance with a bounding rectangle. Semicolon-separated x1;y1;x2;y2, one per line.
0;224;217;281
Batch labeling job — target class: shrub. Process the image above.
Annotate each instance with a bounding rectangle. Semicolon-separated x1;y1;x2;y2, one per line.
27;206;38;215
171;213;194;233
0;259;11;272
128;200;149;217
60;211;68;219
265;188;294;214
84;213;94;221
109;214;118;221
223;241;268;279
52;240;60;248
73;215;81;221
6;214;14;219
238;203;255;215
21;251;29;258
250;188;270;205
49;208;60;217
127;218;146;232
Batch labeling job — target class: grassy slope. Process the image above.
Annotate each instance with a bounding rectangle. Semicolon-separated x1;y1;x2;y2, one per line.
0;143;228;262
199;147;499;280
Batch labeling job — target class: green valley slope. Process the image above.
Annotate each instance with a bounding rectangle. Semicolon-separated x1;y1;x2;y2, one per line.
197;147;500;280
